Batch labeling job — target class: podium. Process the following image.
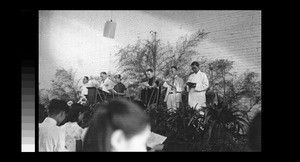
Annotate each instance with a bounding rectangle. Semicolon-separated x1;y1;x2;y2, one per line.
87;87;98;105
87;87;114;105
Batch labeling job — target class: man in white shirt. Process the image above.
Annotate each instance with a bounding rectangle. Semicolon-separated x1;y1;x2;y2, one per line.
80;76;91;96
78;76;91;105
99;72;115;93
163;66;184;111
39;99;70;152
186;61;209;110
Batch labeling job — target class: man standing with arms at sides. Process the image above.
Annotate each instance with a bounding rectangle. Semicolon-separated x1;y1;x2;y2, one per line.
186;61;209;111
163;66;184;112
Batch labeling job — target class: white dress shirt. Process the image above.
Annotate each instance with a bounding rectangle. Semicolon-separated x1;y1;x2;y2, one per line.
187;70;209;110
100;78;115;93
39;117;68;152
80;81;91;96
163;75;184;103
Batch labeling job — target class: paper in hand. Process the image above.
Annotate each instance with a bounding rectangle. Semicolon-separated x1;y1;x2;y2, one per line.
146;132;167;148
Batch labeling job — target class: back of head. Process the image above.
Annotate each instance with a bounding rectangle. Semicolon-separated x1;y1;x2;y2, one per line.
48;99;70;116
64;103;87;123
83;99;150;152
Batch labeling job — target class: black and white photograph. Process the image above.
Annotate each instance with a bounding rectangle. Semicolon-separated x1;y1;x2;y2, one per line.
37;10;261;152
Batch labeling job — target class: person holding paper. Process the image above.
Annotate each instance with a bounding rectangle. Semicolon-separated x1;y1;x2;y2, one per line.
186;61;209;110
146;132;167;152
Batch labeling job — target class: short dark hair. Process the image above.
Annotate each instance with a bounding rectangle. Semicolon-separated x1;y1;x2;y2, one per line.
100;72;107;75
170;66;177;70
114;74;121;79
191;61;199;67
83;99;150;152
65;103;88;123
146;69;153;73
84;76;89;80
47;99;70;116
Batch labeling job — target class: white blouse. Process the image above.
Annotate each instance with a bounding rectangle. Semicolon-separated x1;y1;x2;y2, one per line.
39;117;68;152
60;122;83;151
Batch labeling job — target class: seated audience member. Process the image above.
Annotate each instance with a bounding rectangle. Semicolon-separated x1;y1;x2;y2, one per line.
248;111;261;152
60;103;88;151
83;99;151;152
39;104;48;123
39;99;70;152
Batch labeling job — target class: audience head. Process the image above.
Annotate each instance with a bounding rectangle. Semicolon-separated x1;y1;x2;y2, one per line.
47;99;70;125
64;103;88;124
146;69;154;78
83;99;150;152
190;61;200;73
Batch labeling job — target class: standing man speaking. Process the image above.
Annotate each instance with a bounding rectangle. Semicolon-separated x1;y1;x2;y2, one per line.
186;61;209;110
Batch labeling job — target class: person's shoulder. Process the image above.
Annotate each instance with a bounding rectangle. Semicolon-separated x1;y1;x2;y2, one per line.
73;122;83;130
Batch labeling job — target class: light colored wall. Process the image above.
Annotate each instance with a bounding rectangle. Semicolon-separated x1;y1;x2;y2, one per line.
39;10;261;89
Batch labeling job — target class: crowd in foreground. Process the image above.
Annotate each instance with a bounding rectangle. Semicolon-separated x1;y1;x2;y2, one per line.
39;98;167;152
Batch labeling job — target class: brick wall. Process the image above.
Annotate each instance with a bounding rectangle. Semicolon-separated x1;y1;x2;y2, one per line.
194;11;261;78
116;11;261;79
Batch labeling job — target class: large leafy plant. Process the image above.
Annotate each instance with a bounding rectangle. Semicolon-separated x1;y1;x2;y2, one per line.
39;68;81;107
202;97;249;151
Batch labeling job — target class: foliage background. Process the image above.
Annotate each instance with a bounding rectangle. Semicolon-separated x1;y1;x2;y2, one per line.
39;29;261;152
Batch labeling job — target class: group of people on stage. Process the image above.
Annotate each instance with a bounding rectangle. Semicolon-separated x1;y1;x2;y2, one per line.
78;61;209;112
77;71;127;105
